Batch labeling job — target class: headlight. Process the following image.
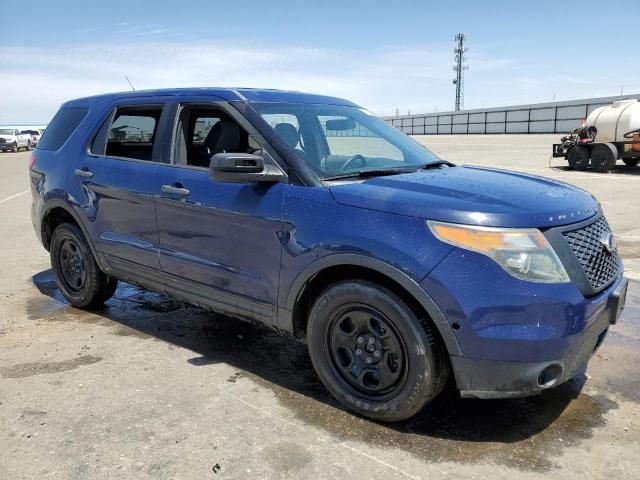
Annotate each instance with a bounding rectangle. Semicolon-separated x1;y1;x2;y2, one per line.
427;221;570;283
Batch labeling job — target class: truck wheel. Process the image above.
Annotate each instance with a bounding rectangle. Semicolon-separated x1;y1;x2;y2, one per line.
307;280;448;422
567;146;589;170
623;158;640;167
26;141;32;151
591;145;617;172
50;223;118;308
11;142;18;153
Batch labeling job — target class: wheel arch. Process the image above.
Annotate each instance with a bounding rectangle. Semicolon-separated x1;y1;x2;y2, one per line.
284;254;461;356
40;201;105;271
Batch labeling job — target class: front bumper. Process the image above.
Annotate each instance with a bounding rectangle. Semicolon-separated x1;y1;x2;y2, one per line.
453;277;626;398
423;243;627;399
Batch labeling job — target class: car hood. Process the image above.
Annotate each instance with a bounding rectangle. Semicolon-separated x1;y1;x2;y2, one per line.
328;166;599;228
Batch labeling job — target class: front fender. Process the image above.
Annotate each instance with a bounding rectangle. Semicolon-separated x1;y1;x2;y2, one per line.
279;252;461;356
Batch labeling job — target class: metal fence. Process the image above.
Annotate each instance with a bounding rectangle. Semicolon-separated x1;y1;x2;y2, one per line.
384;94;640;135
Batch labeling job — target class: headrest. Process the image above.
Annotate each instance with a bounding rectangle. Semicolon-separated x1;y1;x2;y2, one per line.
205;119;241;154
274;123;300;149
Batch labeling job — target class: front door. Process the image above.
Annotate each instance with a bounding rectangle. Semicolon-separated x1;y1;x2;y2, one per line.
154;102;286;325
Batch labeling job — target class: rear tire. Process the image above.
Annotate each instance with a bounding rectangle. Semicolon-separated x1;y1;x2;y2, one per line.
307;280;448;422
623;158;640;167
50;223;117;308
591;144;617;172
567;146;589;170
26;141;32;151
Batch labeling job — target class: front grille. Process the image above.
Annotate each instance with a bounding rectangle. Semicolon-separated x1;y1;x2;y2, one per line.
0;138;6;144
562;216;621;291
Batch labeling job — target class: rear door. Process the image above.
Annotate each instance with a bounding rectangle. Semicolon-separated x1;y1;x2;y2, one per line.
74;98;175;284
154;100;287;326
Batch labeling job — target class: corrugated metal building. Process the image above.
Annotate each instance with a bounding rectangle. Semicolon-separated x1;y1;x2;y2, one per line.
384;94;640;135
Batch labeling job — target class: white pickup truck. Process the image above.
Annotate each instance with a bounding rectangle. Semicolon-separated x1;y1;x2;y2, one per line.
0;127;32;152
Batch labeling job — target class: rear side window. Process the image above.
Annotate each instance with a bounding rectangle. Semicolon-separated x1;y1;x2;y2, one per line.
38;107;89;151
91;106;162;161
108;114;157;144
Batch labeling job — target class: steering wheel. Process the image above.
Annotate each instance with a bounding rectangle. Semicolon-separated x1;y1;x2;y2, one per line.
624;128;640;139
338;154;367;173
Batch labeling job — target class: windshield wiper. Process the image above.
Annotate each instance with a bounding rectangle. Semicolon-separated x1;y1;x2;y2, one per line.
323;168;416;181
322;161;454;181
419;160;454;169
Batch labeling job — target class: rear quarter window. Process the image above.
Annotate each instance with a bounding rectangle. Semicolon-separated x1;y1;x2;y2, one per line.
37;107;89;151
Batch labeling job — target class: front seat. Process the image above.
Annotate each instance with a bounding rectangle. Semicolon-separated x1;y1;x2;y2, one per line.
274;123;306;160
199;119;242;166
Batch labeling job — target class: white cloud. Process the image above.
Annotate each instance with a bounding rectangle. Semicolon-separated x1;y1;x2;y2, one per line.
0;41;516;123
1;40;636;124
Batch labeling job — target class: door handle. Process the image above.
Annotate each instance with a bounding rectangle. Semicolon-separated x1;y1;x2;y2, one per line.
74;168;93;178
161;184;190;196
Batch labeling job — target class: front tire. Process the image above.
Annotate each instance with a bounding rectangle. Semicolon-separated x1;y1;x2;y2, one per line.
307;280;448;422
50;223;117;308
11;142;18;153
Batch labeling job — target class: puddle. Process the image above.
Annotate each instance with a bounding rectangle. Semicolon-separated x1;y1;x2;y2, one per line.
24;269;639;471
0;355;102;378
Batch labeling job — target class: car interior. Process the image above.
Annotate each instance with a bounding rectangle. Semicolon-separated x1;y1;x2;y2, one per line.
174;106;262;168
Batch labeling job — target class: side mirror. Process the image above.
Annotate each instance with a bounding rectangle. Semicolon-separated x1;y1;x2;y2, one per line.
209;153;286;184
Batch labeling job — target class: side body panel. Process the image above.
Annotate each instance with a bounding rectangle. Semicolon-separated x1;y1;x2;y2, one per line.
276;184;456;334
155;164;285;325
67;97;176;273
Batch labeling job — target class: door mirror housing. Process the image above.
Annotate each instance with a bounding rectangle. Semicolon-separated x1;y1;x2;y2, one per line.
209;153;286;184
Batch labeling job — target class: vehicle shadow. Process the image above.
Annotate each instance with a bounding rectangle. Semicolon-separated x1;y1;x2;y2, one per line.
31;269;594;446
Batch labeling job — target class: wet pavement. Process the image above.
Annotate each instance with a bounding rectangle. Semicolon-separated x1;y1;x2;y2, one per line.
4;269;637;475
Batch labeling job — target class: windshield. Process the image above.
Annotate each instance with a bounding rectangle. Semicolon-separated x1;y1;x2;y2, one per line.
251;103;440;179
0;129;13;135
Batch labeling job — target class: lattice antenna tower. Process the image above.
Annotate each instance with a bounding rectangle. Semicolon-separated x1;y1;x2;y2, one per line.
452;33;469;111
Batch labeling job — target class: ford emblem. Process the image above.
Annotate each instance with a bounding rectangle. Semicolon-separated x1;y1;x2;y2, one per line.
600;233;617;253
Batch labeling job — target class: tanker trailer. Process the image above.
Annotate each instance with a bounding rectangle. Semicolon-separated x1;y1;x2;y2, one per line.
552;99;640;172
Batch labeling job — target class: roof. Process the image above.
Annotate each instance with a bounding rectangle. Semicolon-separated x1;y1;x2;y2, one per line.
64;87;358;107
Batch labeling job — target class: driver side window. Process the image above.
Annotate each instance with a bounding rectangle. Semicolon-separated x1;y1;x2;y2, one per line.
174;106;262;168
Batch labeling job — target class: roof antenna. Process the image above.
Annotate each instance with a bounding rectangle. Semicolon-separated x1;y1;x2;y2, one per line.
124;75;136;91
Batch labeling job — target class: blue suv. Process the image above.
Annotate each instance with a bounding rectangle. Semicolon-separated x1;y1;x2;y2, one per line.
30;88;628;421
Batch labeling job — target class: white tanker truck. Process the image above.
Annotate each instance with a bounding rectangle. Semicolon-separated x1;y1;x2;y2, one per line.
553;99;640;172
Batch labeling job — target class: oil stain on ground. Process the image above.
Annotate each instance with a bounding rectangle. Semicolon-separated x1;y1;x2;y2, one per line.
27;269;639;472
0;355;102;378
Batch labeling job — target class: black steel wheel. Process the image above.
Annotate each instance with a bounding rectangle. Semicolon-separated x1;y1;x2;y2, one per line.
326;305;407;398
56;237;87;294
307;280;448;422
50;222;117;308
567;146;589;170
591;144;617;172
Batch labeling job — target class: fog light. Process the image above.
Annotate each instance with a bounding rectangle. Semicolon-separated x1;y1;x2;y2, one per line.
538;364;563;388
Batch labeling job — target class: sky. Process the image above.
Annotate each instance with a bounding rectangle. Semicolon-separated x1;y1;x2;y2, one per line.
1;0;639;124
